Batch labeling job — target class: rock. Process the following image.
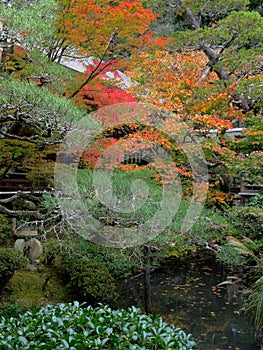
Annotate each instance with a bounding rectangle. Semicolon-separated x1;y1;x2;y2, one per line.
27;238;43;263
14;239;26;254
23;200;37;211
26;264;38;272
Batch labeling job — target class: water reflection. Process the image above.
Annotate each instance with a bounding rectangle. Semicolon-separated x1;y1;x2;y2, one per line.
116;254;260;349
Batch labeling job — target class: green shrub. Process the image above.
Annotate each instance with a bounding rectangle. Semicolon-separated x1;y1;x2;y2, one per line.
0;302;32;319
246;275;263;332
226;206;263;239
0;302;197;349
249;191;263;208
0;248;27;293
0;214;12;242
67;239;139;279
61;256;117;304
77;167;163;229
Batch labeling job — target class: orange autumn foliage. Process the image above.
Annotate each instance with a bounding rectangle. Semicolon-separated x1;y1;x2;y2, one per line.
127;50;244;133
57;0;159;58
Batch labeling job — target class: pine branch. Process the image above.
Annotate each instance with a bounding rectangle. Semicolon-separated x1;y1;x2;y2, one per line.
0;204;43;219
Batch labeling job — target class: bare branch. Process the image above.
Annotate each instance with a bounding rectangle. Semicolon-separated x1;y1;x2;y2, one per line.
200;65;211;80
68;29;119;99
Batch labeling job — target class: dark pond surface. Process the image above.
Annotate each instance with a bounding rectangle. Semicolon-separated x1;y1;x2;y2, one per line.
116;254;261;350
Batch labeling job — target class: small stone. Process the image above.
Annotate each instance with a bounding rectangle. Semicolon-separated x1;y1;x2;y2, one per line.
26;264;38;272
27;238;43;263
23;200;37;211
14;239;26;254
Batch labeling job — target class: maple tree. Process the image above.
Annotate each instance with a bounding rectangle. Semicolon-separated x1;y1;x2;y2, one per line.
76;60;137;110
128;50;241;129
126;1;263;208
128;47;262;204
1;0;161;99
54;0;156;59
53;0;162;98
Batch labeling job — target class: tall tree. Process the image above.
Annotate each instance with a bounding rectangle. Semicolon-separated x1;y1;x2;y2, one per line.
55;0;159;98
127;2;263;204
171;1;263;112
1;0;160;99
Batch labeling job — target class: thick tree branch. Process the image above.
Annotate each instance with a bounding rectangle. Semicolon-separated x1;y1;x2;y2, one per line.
0;159;13;182
0;191;40;204
217;31;241;55
184;7;201;30
178;6;254;112
199;43;231;81
199;0;211;16
0;204;43;219
0;131;63;145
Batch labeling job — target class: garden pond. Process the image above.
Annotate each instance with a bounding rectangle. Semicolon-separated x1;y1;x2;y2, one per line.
116;253;261;350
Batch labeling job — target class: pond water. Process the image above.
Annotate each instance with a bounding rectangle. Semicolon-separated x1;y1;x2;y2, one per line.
116;254;261;350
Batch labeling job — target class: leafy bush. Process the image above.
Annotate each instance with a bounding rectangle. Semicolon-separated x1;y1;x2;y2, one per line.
249;191;263;208
67;239;139;279
206;188;234;210
0;302;32;319
226;206;263;239
0;248;27;293
0;214;12;242
0;302;197;349
61;257;117;304
246;275;263;332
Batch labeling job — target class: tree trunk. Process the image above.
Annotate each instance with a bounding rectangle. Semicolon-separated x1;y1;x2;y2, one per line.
143;245;152;314
144;266;152;314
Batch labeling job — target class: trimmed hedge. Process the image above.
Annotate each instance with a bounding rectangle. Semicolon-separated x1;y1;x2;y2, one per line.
0;302;197;349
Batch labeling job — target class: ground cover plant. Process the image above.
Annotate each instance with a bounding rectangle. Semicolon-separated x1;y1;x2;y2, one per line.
0;302;196;349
